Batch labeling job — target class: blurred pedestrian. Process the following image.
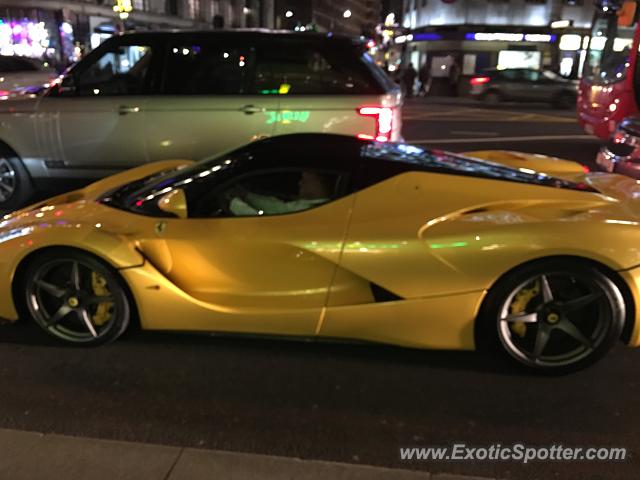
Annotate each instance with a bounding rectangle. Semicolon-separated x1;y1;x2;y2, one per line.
418;62;431;96
403;63;417;98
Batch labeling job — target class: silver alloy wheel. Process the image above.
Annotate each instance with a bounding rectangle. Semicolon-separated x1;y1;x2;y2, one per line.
497;272;622;368
26;258;120;343
0;158;16;204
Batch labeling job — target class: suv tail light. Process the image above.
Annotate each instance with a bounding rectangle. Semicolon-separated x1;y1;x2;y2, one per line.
358;106;393;142
470;76;490;86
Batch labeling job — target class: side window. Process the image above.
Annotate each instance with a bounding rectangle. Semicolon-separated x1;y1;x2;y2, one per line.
163;43;253;94
522;70;540;82
255;43;380;95
75;44;153;96
498;69;520;81
194;169;346;218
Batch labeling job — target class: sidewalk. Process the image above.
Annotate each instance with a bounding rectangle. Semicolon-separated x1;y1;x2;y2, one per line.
0;428;494;480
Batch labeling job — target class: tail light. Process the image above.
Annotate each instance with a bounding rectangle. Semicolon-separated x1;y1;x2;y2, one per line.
357;106;393;142
470;76;490;86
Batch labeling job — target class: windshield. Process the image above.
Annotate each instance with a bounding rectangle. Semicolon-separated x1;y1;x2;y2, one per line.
583;5;637;85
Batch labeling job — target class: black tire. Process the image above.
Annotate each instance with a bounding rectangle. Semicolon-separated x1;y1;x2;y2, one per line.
0;148;34;214
484;90;502;105
553;92;576;110
477;259;626;374
19;250;132;346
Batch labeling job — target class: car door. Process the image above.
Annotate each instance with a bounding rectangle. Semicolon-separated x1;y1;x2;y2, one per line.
144;35;279;162
497;69;528;100
137;159;356;336
36;37;158;176
520;69;545;101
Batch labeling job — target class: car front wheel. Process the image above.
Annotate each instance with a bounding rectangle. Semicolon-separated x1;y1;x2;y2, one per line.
479;260;626;374
0;152;34;213
20;250;132;346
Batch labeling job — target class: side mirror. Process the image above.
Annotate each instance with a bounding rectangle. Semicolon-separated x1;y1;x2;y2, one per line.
157;189;188;219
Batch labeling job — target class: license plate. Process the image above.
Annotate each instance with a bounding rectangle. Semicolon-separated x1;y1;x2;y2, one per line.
596;152;614;172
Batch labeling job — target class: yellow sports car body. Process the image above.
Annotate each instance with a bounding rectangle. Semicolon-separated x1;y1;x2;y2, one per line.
1;134;639;373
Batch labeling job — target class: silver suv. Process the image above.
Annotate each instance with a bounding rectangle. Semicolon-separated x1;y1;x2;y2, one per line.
0;30;402;211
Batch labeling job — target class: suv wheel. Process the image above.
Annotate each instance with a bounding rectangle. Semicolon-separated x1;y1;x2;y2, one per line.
0;152;34;213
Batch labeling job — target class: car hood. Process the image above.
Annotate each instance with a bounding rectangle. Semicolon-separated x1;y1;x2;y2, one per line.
0;159;194;233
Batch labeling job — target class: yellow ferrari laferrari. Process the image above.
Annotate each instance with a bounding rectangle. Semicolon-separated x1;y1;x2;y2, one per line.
1;134;640;373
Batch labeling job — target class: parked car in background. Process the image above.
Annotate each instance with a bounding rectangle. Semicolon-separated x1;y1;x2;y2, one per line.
0;55;56;96
596;115;640;177
469;68;577;109
0;30;402;212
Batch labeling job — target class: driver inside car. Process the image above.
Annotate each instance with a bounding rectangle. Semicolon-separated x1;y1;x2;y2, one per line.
229;171;332;216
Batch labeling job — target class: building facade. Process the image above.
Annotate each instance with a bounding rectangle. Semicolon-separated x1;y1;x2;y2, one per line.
275;0;382;36
0;0;276;67
399;0;596;92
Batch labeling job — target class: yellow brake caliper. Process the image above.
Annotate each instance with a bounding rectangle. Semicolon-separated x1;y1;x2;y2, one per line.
91;272;113;326
509;280;540;338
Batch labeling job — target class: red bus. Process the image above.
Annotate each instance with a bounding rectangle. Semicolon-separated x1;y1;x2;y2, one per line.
579;0;639;138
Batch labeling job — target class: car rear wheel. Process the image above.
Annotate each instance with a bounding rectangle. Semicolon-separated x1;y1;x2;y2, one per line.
478;260;626;374
20;250;132;346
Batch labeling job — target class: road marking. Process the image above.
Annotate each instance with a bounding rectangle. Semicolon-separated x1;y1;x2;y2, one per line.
402;107;576;123
408;134;596;144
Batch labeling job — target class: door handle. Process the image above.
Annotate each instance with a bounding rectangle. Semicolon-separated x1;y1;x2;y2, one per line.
118;105;141;115
240;105;265;115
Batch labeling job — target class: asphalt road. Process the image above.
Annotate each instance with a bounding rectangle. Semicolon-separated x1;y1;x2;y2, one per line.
402;97;603;169
0;99;634;480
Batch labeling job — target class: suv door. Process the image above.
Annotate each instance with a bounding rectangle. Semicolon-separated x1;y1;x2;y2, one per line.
256;38;401;141
37;37;158;177
144;36;279;162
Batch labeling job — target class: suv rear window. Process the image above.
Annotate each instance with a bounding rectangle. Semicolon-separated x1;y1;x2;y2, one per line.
255;41;387;95
163;43;253;95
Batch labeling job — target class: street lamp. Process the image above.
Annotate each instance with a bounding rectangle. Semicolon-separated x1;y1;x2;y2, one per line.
113;0;133;20
343;9;352;18
285;10;294;18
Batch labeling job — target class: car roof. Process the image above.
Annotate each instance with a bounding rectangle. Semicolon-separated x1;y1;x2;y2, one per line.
245;134;595;193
